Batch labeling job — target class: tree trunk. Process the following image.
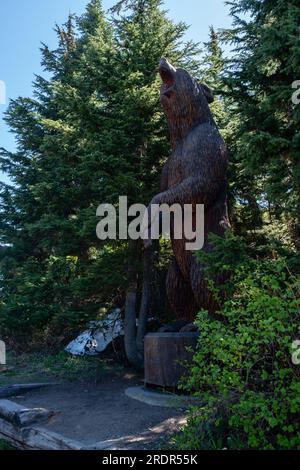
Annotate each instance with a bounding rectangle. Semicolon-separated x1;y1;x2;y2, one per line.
124;240;154;368
124;240;143;368
136;245;153;357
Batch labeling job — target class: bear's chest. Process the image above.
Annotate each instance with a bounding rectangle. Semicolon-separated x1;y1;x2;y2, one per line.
168;143;191;187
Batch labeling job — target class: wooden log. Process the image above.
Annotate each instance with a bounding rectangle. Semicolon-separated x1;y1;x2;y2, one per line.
0;399;82;450
22;426;83;450
0;399;56;427
0;418;83;450
0;417;26;449
0;382;58;398
144;332;198;388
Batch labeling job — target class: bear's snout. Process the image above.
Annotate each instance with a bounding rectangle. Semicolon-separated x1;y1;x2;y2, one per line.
159;58;176;87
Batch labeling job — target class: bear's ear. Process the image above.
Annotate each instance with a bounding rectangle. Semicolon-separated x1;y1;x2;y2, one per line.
201;83;214;104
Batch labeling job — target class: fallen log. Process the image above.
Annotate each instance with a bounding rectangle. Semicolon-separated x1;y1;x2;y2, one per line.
0;399;56;427
0;383;58;398
0;400;82;450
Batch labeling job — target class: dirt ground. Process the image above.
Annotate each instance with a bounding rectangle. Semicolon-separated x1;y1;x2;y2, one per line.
0;354;186;450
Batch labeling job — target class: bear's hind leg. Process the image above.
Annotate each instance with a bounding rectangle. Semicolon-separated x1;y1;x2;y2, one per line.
166;260;197;322
189;258;219;315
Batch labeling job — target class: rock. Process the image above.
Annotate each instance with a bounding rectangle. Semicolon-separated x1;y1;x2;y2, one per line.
65;309;124;356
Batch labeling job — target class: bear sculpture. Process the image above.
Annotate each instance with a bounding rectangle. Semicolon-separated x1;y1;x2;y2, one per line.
145;58;230;322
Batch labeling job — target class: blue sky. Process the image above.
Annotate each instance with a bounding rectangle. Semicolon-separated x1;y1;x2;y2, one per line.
0;0;232;183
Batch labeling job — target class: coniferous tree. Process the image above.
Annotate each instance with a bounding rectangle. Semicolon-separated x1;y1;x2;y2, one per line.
200;27;229;134
0;0;201;359
106;0;201;366
0;5;122;344
222;0;300;246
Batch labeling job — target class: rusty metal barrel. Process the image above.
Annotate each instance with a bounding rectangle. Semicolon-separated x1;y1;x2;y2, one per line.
144;332;199;388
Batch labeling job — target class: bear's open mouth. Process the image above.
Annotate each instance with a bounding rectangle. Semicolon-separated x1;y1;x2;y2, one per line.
160;67;174;88
159;60;175;98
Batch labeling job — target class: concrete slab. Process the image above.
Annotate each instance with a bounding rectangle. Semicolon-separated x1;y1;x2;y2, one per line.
125;386;201;408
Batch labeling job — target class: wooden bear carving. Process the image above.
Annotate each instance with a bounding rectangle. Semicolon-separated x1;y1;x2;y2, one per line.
146;58;230;322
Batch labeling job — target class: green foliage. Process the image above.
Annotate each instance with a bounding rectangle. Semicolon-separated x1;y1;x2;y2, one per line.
176;235;300;450
0;350;121;385
222;0;300;243
175;0;300;447
0;0;200;345
0;247;128;345
1;0;299;448
39;351;104;380
199;27;230;138
0;440;13;450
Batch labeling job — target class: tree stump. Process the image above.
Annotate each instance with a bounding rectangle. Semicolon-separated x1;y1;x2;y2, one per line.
144;332;198;388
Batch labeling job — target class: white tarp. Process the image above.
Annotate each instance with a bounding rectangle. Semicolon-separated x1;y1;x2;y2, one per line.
65;309;123;356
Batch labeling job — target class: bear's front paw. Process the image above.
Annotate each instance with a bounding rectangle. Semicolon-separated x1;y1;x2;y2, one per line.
180;323;198;333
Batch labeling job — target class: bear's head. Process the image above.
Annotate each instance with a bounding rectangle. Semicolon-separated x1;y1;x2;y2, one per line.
159;58;214;146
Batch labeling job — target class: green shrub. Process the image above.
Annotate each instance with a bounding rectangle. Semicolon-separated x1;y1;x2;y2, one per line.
0;246;127;348
0;439;13;450
176;235;300;450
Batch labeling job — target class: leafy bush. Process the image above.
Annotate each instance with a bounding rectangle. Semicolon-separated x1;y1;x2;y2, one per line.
176;234;300;450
